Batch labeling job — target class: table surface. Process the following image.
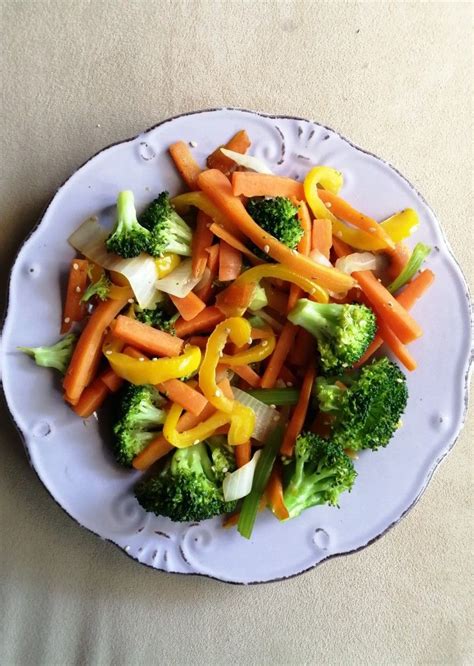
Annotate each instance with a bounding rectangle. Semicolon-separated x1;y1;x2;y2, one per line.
1;2;472;664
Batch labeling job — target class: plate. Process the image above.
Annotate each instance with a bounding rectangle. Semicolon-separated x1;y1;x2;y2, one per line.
1;109;472;584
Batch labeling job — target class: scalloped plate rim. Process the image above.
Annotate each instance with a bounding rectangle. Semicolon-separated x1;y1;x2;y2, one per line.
1;107;472;585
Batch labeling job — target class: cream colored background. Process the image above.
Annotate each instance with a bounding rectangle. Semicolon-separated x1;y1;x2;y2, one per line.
1;1;472;664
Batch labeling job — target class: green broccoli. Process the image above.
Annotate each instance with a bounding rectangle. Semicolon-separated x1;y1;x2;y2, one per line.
134;304;179;334
247;196;302;253
206;435;236;482
18;334;76;374
318;357;408;452
135;442;237;522
106;190;150;258
314;376;350;413
288;299;376;373
283;432;357;519
81;272;111;303
138;191;192;257
112;384;166;466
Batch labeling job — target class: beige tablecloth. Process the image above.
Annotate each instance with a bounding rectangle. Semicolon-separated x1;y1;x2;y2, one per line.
1;2;472;664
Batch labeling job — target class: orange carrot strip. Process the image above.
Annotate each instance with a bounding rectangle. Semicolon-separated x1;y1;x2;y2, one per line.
288;202;312;311
63;296;129;403
318;189;395;250
332;237;422;344
61;259;89;333
387;242;410;281
100;367;124;392
267;465;289;520
169;141;202;190
170;291;206;322
234;440;251;468
261;322;298;389
232;364;261;388
288;329;314;367
376;318;417;371
187;336;208;349
312;218;333;259
207;130;251;176
206;244;220;272
264;283;289;313
209;223;263;265
72;376;110;418
192;211;214;278
174;306;225;337
278;364;298;386
132;434;174;470
218;240;242;282
215;282;256;317
199;169;353;293
232;172;305;200
158;378;208;416
112;315;184;357
280;362;316;457
355;269;434;366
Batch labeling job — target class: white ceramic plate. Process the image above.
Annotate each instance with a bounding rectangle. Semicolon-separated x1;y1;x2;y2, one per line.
1;109;472;584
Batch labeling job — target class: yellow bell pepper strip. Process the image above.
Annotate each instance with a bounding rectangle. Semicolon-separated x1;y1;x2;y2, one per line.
380;209;419;244
155;253;181;279
108;284;134;300
172;192;238;236
163;402;231;448
199;318;256;445
304;167;407;251
233;264;329;311
104;344;201;385
221;327;276;366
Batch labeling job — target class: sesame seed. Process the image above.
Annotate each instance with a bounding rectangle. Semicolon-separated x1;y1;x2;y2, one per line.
369;227;376;232
105;350;112;356
261;340;268;347
225;328;231;334
222;467;228;474
263;244;270;254
75;286;81;293
387;302;393;307
270;404;276;409
73;263;79;270
64;317;71;323
193;439;200;445
219;351;223;357
127;298;134;304
291;249;297;254
336;231;343;238
325;202;332;208
138;357;145;362
214;389;222;398
152;358;158;361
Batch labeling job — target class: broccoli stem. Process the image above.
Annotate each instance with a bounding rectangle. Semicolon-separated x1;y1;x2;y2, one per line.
246;388;300;406
288;301;342;339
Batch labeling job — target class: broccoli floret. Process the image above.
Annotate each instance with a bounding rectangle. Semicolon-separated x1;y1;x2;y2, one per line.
135;443;237;522
134;305;179;334
81;272;111;303
18;333;76;374
206;435;236;482
283;432;356;519
288;299;376;373
247;197;302;251
106;190;150;258
326;357;408;452
112;384;166;466
138;191;192;257
314;377;347;413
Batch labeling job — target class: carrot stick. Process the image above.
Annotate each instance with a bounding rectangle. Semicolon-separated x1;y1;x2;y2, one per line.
192;211;214;278
387;242;410;281
209;223;263;265
187;336;208;349
170;291;206;322
61;259;89;333
215;282;256;316
206;244;220;273
288;202;312;311
72;376;110;418
355;269;434;366
261;322;298;389
312;218;333;259
63;295;130;403
174;306;226;337
234;440;251;468
158;378;208;416
232;364;261;388
318;189;395;250
280;362;316;456
198;170;354;293
375;318;417;371
112;315;184;357
288;328;314;367
218;240;242;281
169;141;202;190
332;236;422;344
278;364;298;386
266;465;289;520
207;130;251;175
232;172;305;200
100;367;124;392
264;283;288;313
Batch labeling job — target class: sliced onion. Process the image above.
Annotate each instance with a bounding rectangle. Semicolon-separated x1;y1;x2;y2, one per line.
154;258;201;297
232;387;281;442
223;450;261;502
68;217;160;308
220;148;273;175
309;248;333;267
335;252;381;275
